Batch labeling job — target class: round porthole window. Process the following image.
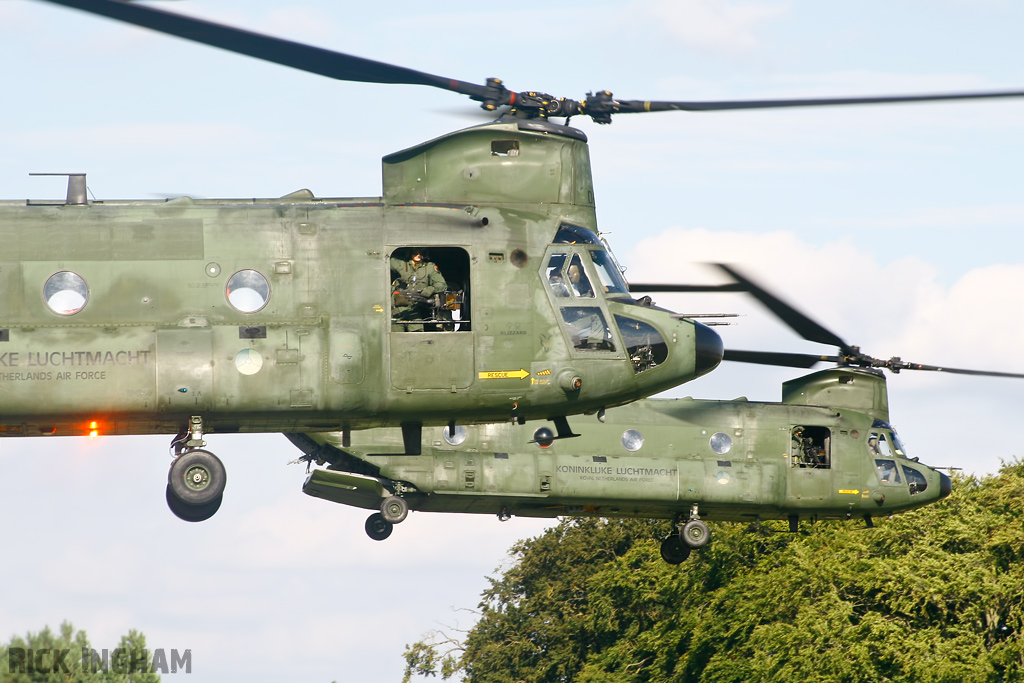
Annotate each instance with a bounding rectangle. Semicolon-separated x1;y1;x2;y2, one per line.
44;271;89;315
622;429;644;452
226;269;270;313
709;432;733;455
443;425;468;446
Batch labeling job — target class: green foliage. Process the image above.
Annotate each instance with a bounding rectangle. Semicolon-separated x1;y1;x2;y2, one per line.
0;622;160;682
404;462;1024;682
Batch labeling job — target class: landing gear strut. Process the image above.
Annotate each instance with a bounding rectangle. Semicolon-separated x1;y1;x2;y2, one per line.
165;416;226;523
365;513;393;541
660;504;712;564
364;495;410;540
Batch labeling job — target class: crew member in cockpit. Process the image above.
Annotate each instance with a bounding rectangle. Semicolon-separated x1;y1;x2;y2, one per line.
391;249;446;331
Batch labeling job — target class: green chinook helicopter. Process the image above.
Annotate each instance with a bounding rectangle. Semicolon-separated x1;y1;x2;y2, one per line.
295;265;1024;563
8;0;1024;524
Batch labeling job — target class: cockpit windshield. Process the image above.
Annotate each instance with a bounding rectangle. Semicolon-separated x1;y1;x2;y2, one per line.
588;249;629;295
554;225;601;245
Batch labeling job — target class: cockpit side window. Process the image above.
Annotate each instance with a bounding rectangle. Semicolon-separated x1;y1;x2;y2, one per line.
867;432;892;457
868;430;907;458
546;254;571;298
902;465;928;495
875;459;902;484
560;306;615;351
790;426;831;469
615;315;667;373
567;254;595;298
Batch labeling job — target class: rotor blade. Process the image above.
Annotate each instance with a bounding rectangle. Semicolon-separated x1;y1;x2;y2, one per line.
35;0;492;99
887;360;1024;379
629;283;747;293
716;264;849;350
723;349;837;369
613;90;1024;113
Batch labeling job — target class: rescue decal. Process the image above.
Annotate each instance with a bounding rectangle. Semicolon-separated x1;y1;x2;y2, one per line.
478;369;530;380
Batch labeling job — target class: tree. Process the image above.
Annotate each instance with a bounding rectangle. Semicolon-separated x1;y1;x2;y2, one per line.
1;622;160;683
404;461;1024;682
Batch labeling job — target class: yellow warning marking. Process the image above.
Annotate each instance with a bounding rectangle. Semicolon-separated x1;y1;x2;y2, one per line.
838;489;861;495
536;369;552;376
478;369;530;380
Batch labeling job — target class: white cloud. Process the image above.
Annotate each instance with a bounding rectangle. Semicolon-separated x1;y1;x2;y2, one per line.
625;227;1024;371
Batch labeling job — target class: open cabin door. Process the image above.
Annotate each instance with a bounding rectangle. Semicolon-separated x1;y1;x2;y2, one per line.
387;246;474;391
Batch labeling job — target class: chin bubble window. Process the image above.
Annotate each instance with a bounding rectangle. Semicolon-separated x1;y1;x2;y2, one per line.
44;271;89;315
226;269;270;313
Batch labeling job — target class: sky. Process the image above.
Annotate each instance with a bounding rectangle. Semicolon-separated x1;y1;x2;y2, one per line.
1;0;1023;681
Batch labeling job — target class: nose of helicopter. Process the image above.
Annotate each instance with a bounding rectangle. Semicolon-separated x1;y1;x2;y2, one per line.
694;322;724;376
939;471;953;499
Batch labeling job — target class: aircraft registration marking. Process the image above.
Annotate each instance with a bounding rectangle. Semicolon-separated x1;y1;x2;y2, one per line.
478;369;530;380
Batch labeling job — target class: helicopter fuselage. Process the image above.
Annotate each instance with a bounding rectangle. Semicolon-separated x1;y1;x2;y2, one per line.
302;368;951;528
0;121;720;440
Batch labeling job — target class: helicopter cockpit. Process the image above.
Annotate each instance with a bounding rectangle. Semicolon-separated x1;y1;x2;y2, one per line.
544;225;669;373
868;419;930;495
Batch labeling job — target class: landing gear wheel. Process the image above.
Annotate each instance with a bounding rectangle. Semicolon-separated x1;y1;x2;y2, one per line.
682;519;711;548
365;513;393;541
660;535;692;564
380;496;409;524
168;449;226;506
165;485;222;523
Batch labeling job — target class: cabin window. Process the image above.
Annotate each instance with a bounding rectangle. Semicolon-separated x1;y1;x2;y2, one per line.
876;459;902;484
791;425;831;468
614;315;668;373
622;429;644;451
389;247;470;332
226;269;270;313
44;271;89;315
710;432;732;455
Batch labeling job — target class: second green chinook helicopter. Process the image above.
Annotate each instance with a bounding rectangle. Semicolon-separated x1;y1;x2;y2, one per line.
295;266;1024;563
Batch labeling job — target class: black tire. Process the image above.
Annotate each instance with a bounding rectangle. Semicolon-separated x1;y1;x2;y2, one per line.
380;496;409;524
168;450;226;506
660;535;692;564
166;485;222;523
682;519;711;548
365;513;393;541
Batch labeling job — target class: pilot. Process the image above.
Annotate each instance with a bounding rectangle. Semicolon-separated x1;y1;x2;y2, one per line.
567;263;592;297
867;435;881;456
391;248;447;332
